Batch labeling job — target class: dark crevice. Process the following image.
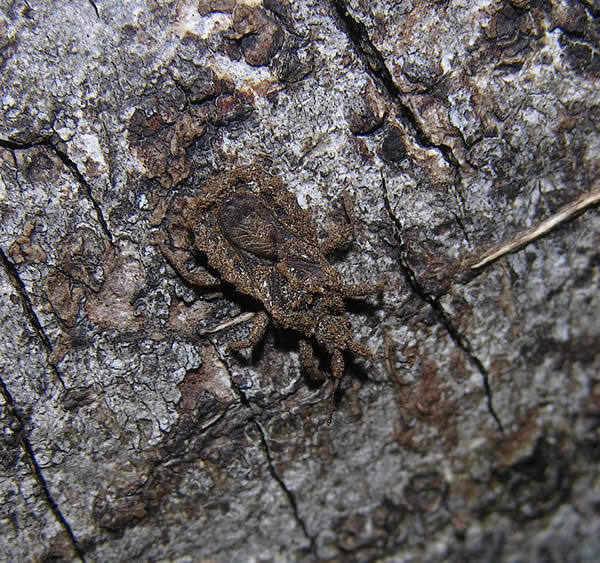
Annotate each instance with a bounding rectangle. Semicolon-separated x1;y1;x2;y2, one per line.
0;245;67;389
263;0;293;32
131;404;237;498
330;0;458;167
0;377;85;561
0;137;49;150
554;25;600;53
552;25;587;42
45;140;115;245
449;175;471;247
451;209;471;247
55;264;100;295
0;246;53;352
209;336;316;553
88;0;99;19
494;61;525;73
255;421;317;554
330;0;398;98
206;336;303;415
381;177;503;432
206;336;315;551
582;1;600;19
432;300;504;433
0;137;115;245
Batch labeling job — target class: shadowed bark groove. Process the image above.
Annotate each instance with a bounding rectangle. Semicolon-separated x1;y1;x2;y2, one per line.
0;245;70;390
255;420;317;555
210;339;316;554
0;245;54;353
382;177;504;432
330;0;459;166
46;140;115;245
0;376;85;561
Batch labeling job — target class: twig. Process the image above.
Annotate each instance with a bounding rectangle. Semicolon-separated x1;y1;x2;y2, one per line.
471;188;600;270
198;312;257;334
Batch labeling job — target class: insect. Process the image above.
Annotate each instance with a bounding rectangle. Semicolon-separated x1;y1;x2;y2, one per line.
157;167;382;422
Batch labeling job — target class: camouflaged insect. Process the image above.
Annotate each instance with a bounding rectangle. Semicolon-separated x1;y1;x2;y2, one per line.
157;167;381;421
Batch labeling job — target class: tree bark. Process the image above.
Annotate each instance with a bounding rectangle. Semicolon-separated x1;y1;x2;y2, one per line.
1;0;599;560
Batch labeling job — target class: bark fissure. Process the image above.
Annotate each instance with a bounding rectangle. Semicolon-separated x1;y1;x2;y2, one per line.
207;336;316;552
0;246;67;389
450;181;472;247
330;0;459;167
45;140;115;245
430;300;504;432
0;137;114;245
206;335;315;549
0;376;85;561
88;0;99;19
0;245;54;353
0;138;48;150
554;25;600;55
381;179;504;432
255;420;316;554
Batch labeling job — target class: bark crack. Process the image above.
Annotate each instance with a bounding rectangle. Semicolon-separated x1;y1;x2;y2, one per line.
45;140;115;245
206;337;317;553
88;0;99;19
0;246;53;351
381;177;503;432
0;137;114;245
330;0;459;167
0;376;85;561
254;420;317;554
428;301;504;433
0;138;48;150
0;246;66;388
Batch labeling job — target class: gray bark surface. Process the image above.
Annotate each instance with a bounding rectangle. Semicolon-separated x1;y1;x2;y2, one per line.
1;0;599;560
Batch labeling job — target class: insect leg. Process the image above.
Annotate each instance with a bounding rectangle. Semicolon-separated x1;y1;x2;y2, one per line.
321;222;353;255
348;339;372;359
155;233;220;287
225;311;270;352
338;279;385;298
298;339;326;382
322;193;355;255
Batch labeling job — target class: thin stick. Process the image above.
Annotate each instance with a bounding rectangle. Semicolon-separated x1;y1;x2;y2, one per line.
471;189;600;270
198;311;257;334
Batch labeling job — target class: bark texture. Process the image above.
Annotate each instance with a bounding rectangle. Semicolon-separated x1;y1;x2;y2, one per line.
1;0;599;560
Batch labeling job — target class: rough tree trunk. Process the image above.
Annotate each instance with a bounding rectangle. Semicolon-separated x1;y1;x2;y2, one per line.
1;0;599;561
